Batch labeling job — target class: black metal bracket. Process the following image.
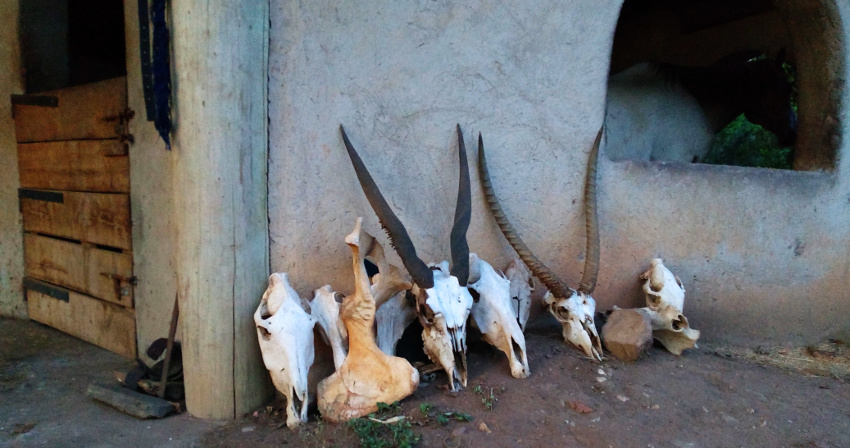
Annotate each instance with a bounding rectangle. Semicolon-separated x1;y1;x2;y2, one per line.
23;278;70;303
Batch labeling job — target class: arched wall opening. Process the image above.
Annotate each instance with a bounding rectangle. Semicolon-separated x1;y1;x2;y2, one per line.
605;0;844;171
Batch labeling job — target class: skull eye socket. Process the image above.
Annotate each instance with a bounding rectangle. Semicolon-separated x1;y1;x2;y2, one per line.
672;315;685;330
333;292;345;304
257;325;271;340
647;294;661;307
555;306;572;322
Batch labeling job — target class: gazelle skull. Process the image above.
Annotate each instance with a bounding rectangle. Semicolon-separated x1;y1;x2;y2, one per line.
478;129;605;361
468;253;530;378
341;124;474;391
254;273;316;429
544;291;603;360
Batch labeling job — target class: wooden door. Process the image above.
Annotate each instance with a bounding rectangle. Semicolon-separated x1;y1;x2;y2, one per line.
13;77;137;358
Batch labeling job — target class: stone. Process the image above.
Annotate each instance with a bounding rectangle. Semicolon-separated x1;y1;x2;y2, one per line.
601;309;652;362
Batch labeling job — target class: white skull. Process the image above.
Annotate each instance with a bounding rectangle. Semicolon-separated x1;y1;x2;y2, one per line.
375;289;417;356
641;258;685;312
505;258;533;331
544;290;603;361
254;273;316;429
418;261;473;391
468;254;530;379
311;285;348;369
638;259;699;355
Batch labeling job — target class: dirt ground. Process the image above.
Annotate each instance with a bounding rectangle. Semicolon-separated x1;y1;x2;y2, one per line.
2;316;849;448
204;327;850;448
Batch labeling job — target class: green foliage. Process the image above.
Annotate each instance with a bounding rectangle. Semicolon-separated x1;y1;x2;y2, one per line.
473;384;498;411
418;403;433;415
435;411;474;425
702;114;793;170
347;402;421;448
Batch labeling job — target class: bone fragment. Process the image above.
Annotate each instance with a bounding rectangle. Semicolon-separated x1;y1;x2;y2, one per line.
505;259;533;331
311;285;348;369
317;218;419;422
375;290;417;356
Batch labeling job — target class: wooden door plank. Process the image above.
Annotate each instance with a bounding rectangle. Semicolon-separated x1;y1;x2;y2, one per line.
13;77;127;143
26;279;136;359
18;140;129;193
20;190;131;250
24;233;133;307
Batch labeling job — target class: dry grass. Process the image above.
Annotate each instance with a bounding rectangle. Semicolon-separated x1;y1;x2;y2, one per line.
708;339;850;381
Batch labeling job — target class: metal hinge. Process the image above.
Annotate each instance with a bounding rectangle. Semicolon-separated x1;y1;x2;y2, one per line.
104;108;136;147
100;273;138;300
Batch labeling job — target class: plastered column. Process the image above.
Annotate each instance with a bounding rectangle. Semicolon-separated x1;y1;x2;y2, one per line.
170;1;272;419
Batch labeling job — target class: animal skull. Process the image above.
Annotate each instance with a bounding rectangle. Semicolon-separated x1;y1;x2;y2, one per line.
641;258;685;312
505;259;533;331
311;285;348;369
317;218;419;422
341;124;474;391
468;253;530;378
544;290;603;360
478;129;605;361
639;259;699;355
418;261;473;390
375;289;417;356
254;273;316;429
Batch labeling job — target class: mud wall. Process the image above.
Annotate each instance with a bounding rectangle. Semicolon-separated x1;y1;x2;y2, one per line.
0;0;25;318
268;1;849;346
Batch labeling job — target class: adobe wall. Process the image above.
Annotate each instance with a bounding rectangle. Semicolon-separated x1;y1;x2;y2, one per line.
0;0;25;318
269;1;848;346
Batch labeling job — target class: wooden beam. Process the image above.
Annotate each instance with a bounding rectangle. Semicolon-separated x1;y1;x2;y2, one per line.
18;140;129;193
13;77;127;143
26;279;137;358
24;233;133;307
20;190;131;250
170;1;271;419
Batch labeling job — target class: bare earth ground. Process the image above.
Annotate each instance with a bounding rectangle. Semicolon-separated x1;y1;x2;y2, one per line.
2;316;849;448
0;317;219;448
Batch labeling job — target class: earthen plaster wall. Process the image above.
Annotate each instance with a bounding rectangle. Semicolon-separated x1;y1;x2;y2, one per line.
266;1;848;346
0;0;25;318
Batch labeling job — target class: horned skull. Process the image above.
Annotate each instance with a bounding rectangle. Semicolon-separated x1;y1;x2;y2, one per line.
341;124;474;391
468;253;530;378
254;273;316;429
478;129;605;361
638;259;699;355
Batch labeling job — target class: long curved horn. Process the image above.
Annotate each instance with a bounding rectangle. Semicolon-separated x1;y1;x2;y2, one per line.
577;128;603;294
449;124;471;286
477;133;571;299
340;125;434;289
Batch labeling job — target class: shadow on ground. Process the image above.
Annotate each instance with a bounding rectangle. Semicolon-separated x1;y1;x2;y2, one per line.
0;317;219;448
